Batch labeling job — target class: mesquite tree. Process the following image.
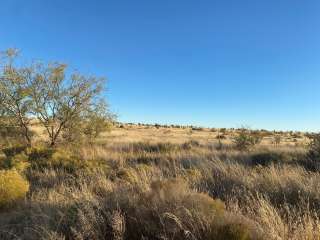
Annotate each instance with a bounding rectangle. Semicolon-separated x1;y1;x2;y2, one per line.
29;63;107;146
0;49;112;147
0;49;33;146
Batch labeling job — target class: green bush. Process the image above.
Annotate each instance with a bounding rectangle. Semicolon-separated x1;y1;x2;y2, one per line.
28;147;101;173
28;147;55;162
29;147;85;172
0;170;29;208
0;152;30;172
233;130;258;151
2;145;27;158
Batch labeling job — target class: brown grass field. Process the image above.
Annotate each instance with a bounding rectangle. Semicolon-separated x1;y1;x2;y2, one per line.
0;124;319;240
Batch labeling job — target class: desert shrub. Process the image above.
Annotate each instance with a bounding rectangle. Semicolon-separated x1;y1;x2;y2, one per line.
192;126;204;131
305;134;320;171
0;152;30;173
291;133;302;139
116;164;158;188
0;170;29;208
28;146;55;160
83;115;113;141
216;134;226;140
116;167;140;184
0;146;30;172
50;149;89;173
29;147;93;173
233;130;257;151
2;145;27;158
28;147;55;167
220;128;227;133
250;131;264;145
62;109;113;145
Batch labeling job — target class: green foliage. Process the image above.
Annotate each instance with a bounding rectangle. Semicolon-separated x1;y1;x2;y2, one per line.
29;147;82;172
2;145;27;158
30;62;110;146
1;145;111;174
0;145;30;172
0;50;33;146
0;170;29;209
61;102;114;145
0;48;114;147
82;101;114;139
28;147;55;164
233;129;259;151
0;152;30;172
28;147;107;173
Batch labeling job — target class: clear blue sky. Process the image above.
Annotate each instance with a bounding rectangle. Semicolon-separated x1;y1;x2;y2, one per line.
1;0;320;131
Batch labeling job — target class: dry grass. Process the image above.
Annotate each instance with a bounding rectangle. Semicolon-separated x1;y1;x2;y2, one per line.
0;125;317;239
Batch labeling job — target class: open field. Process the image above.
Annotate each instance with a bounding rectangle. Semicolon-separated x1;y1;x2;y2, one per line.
103;124;309;146
0;124;319;240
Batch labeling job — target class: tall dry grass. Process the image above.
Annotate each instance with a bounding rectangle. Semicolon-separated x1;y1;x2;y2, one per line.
0;135;318;239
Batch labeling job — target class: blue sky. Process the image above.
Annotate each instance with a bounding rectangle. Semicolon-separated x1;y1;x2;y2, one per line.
1;0;320;131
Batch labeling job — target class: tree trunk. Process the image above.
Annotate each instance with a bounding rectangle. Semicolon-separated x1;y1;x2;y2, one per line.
49;122;65;147
25;132;32;147
21;122;32;147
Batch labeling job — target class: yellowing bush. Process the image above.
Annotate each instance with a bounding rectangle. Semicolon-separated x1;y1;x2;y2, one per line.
0;170;29;208
29;147;89;173
117;167;139;184
10;153;30;173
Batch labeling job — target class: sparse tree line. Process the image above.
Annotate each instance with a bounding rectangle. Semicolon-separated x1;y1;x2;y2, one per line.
0;49;115;147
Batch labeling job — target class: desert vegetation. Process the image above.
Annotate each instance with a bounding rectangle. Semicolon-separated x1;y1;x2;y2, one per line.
0;50;320;240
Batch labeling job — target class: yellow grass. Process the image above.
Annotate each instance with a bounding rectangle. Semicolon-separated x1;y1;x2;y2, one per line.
0;124;317;239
